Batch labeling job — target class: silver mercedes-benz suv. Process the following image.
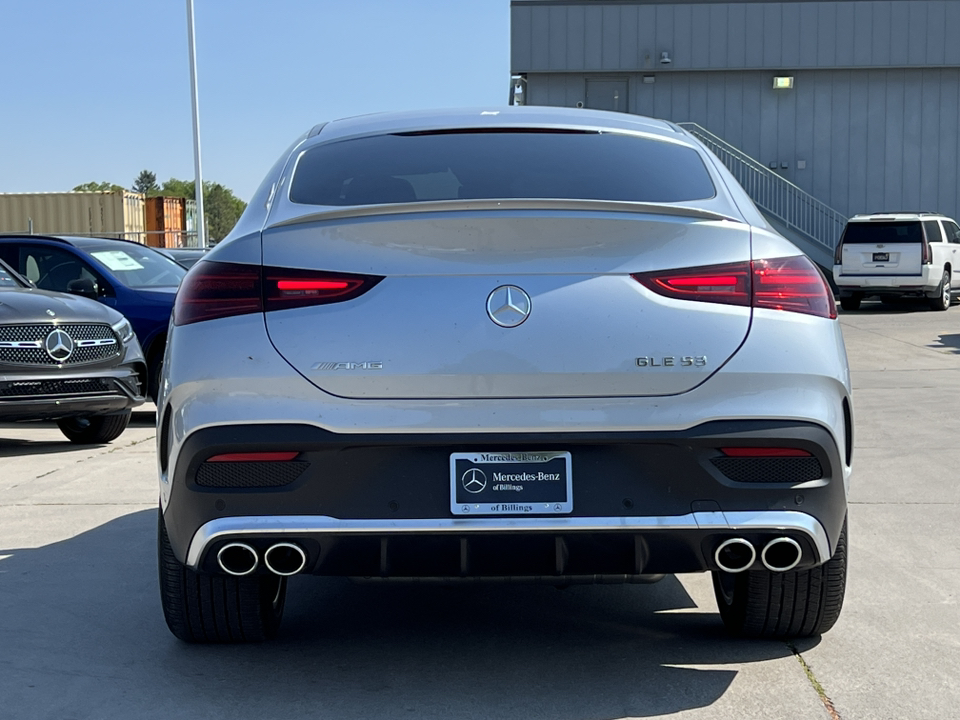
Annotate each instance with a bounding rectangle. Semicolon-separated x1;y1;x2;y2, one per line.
158;107;851;643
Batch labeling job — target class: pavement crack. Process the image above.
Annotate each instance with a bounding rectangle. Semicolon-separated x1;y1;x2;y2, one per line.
787;642;841;720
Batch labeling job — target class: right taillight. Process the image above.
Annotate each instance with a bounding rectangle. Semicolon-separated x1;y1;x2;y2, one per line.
634;255;836;320
175;261;382;326
752;256;837;319
922;235;932;264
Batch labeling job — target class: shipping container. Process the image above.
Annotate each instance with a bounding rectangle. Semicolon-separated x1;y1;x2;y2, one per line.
0;191;145;241
145;196;186;248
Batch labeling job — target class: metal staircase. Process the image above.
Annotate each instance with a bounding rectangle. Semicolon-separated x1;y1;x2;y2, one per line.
678;123;846;265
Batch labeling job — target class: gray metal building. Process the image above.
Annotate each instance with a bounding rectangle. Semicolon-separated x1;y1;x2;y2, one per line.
511;0;960;253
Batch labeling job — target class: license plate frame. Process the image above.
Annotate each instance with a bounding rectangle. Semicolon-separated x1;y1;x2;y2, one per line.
872;252;890;262
450;451;573;516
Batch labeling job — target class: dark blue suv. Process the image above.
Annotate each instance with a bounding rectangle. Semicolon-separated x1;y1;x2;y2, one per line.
0;235;186;400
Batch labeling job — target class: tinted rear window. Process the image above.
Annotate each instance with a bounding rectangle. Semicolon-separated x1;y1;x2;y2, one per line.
289;131;716;206
843;221;923;244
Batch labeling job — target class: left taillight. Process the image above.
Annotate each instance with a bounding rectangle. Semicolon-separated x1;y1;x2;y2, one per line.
175;261;382;326
174;261;262;326
633;255;837;320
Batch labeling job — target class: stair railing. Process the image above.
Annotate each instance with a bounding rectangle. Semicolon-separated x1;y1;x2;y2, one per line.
677;122;846;253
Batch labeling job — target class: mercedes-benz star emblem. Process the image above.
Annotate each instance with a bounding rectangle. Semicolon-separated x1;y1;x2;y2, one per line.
486;285;532;328
461;467;487;494
44;328;75;362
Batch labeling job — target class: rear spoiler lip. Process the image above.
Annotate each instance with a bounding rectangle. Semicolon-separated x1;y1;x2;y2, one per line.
265;198;742;230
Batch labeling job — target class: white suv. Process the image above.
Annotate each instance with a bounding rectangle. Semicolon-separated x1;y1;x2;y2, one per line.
833;212;960;311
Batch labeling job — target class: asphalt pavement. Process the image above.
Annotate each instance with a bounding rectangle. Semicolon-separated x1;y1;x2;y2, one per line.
1;297;958;720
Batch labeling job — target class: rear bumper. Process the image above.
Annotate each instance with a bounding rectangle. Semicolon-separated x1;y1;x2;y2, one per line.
833;264;938;294
164;420;848;579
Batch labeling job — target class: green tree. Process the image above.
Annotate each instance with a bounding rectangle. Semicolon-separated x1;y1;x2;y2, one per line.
133;170;159;196
72;181;125;192
160;178;247;243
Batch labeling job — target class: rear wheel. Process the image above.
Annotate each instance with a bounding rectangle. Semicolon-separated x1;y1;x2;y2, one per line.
158;509;286;643
839;295;861;311
712;518;847;638
57;410;131;444
929;270;951;311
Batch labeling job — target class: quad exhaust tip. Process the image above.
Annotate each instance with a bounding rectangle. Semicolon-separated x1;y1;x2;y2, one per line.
217;542;258;576
714;538;756;573
761;537;802;572
264;542;307;576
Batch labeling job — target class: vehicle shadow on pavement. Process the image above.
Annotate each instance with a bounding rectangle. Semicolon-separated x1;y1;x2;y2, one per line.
839;298;940;314
0;432;102;456
0;510;810;720
930;334;960;354
0;410;155;455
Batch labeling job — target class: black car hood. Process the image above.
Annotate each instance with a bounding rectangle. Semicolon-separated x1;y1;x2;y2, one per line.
0;288;122;325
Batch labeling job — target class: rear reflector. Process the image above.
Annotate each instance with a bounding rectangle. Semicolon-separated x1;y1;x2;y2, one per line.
207;452;300;462
174;261;382;325
633;255;837;319
720;447;812;457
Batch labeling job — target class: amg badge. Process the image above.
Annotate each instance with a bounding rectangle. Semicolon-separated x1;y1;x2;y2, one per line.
311;361;383;371
637;355;707;368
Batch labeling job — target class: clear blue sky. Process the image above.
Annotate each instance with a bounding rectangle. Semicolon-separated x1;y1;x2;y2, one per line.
1;0;510;202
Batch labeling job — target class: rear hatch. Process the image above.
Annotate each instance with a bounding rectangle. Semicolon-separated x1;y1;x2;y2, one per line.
261;209;753;399
839;219;923;276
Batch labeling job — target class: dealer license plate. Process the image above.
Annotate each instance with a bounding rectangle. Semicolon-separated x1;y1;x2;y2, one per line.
450;451;572;515
872;252;889;262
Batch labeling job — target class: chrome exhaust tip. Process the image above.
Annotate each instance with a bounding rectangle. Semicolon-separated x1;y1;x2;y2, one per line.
714;538;756;573
761;537;802;572
263;542;307;576
217;542;258;576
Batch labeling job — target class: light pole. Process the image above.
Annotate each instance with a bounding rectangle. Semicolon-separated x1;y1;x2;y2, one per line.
186;0;206;248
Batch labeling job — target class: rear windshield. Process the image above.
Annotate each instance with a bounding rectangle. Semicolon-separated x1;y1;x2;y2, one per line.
289;131;716;206
843;221;923;244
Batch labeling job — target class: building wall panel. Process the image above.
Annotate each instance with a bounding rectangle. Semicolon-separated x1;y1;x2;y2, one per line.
637;5;657;68
527;68;960;222
798;4;819;68
513;1;960;73
530;4;551;70
547;5;567;70
946;2;960;65
566;5;585;69
583;5;603;69
937;74;959;213
908;3;928;66
926;2;946;66
726;3;747;68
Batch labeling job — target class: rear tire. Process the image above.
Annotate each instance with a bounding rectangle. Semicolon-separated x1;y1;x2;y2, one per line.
158;509;286;643
712;518;847;638
57;410;131;444
929;270;951;311
839;295;861;311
